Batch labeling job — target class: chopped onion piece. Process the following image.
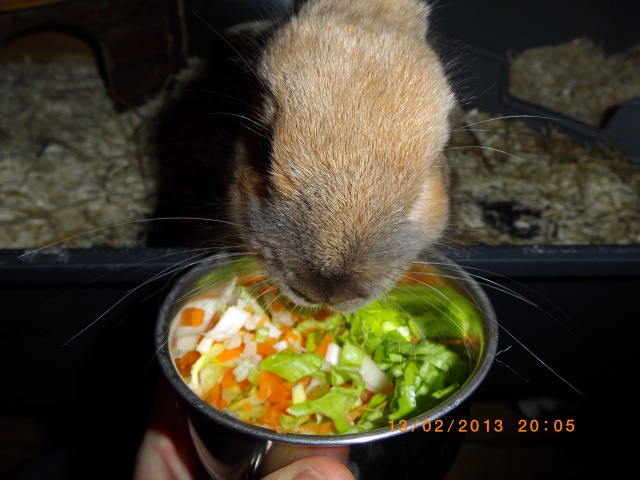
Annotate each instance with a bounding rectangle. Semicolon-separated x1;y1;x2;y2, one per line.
233;359;253;382
243;334;258;358
273;340;288;352
196;336;215;354
227;332;243;350
271;309;295;326
292;382;307;404
359;354;389;393
244;314;264;331
175;334;199;355
266;324;282;338
306;376;323;393
324;343;341;366
204;305;249;341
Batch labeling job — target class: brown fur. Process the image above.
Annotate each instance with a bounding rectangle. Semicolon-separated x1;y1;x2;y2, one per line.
229;0;455;311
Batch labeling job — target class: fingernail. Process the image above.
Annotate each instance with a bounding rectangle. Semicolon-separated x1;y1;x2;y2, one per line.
293;467;324;480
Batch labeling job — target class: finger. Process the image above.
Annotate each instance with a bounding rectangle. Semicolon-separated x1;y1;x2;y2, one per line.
260;455;356;480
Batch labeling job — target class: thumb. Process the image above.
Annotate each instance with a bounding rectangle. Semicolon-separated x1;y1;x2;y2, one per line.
260;455;356;480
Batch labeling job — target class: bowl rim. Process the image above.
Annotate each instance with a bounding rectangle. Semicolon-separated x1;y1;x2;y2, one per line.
154;251;499;446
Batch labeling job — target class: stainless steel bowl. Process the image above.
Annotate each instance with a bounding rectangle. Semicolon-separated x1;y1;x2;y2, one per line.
155;253;498;480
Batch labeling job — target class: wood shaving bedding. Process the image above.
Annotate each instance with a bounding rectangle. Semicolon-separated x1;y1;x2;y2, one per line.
446;106;640;246
509;38;640;126
0;60;160;248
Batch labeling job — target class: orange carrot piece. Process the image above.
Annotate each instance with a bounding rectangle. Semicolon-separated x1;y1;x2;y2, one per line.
216;344;244;363
262;401;291;430
271;401;291;413
279;324;292;334
220;368;236;389
297;420;335;435
257;371;291;402
262;407;280;429
382;382;394;395
268;382;292;404
257;337;278;357
180;307;205;327
360;389;375;404
315;332;333;357
284;329;300;345
204;382;222;407
242;402;253;412
174;350;201;377
345;403;368;423
257;371;275;399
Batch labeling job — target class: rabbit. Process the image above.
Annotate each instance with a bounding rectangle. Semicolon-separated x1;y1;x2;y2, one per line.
224;0;455;312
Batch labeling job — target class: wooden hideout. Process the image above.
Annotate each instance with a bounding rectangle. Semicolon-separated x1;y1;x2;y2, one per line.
0;0;187;111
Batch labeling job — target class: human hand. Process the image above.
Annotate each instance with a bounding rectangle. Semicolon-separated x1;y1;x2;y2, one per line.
133;376;356;480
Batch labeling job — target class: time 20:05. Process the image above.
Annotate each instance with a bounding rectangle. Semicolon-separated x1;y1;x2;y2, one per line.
518;419;575;433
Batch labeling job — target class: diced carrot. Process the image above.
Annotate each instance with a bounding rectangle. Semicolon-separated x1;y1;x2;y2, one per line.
257;316;269;327
315;332;333;357
382;382;394;395
218;399;228;409
256;337;278;357
261;407;281;429
174;350;201;377
257;371;276;399
221;368;236;389
261;401;291;430
284;329;300;346
242;402;253;412
345;403;368;423
216;344;244;363
204;383;222;407
268;382;292;403
279;324;292;334
297;420;335;435
360;389;375;404
257;371;291;402
271;401;291;413
180;307;205;327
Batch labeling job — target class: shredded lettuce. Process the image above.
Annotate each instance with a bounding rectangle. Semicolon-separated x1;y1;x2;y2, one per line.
260;352;324;383
287;389;361;433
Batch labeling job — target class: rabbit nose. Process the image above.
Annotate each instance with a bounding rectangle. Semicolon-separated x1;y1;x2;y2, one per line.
289;275;364;307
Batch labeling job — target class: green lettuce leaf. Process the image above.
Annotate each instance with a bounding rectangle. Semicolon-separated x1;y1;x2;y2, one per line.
260;352;324;383
287;389;360;433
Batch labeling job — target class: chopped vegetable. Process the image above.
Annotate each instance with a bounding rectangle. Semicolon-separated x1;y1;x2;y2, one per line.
170;261;480;435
